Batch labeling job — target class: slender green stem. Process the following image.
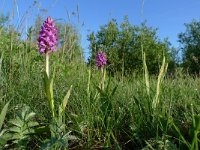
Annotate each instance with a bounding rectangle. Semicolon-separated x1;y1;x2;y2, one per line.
46;53;50;77
101;67;106;91
45;52;55;118
87;69;91;97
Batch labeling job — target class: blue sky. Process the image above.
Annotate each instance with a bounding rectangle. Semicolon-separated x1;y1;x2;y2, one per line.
1;0;200;58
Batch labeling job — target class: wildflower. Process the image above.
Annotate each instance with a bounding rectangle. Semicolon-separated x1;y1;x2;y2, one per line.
96;51;107;69
38;16;58;54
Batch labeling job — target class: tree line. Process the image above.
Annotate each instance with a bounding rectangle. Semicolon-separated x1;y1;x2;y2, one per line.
0;14;200;76
88;16;200;76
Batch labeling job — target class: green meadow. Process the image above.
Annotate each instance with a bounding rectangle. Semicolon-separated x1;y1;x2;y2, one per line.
0;1;200;150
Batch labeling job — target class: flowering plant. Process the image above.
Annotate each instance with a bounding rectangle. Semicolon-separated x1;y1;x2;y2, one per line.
38;16;58;54
96;51;107;69
38;16;72;121
96;51;107;90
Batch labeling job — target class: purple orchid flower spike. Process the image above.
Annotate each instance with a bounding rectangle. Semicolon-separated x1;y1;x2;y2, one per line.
38;16;58;77
38;16;58;54
96;51;107;69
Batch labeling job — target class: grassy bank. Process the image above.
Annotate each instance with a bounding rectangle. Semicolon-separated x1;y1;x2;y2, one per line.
1;46;200;149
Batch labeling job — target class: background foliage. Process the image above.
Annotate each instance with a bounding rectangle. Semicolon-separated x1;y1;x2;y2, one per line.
179;19;200;74
88;17;176;75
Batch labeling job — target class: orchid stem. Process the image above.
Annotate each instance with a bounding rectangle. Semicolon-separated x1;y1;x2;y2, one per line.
101;67;105;91
46;53;50;77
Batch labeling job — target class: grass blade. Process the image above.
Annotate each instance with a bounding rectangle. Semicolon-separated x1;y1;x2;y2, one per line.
143;52;150;96
62;85;73;110
0;101;10;130
152;56;168;109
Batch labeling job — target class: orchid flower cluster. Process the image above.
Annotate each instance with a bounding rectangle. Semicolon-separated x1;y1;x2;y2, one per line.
38;16;58;54
95;51;107;90
96;51;107;69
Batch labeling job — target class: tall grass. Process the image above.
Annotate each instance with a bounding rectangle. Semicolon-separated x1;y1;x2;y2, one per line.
1;43;200;149
0;1;200;149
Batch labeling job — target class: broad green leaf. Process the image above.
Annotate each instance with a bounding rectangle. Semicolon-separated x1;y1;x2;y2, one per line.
0;101;10;130
62;85;72;111
27;121;39;128
0;132;12;147
9;117;24;127
44;71;51;104
23;128;35;135
9;126;21;133
25;112;36;121
21;105;30;119
43;71;55;118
